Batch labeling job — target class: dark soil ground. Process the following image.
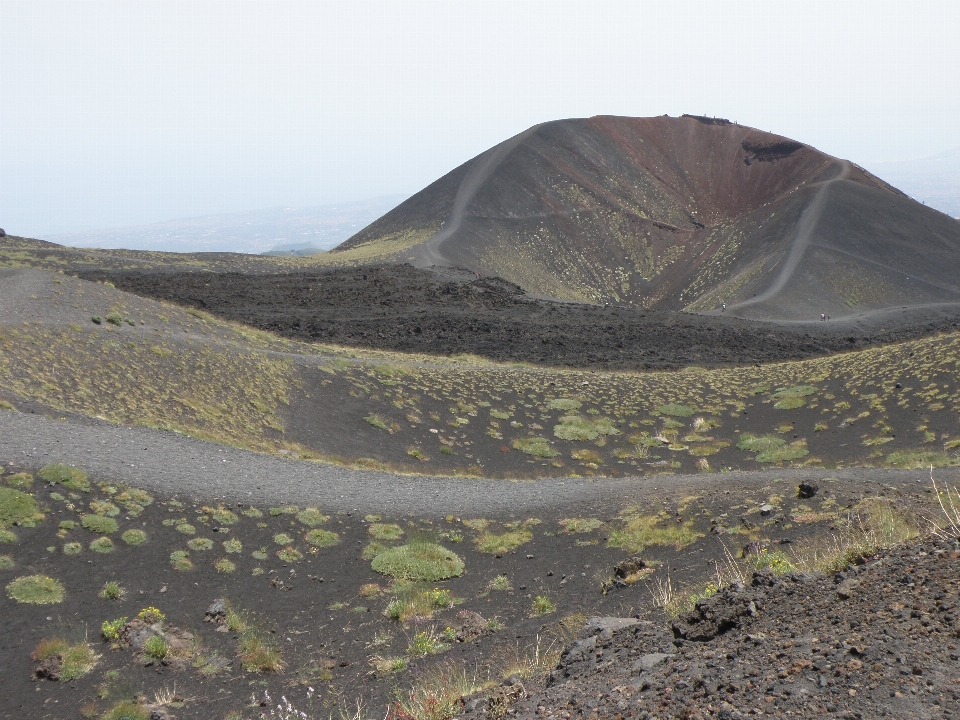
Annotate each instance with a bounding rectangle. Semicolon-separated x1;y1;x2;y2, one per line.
73;265;960;371
484;537;960;720
0;460;944;720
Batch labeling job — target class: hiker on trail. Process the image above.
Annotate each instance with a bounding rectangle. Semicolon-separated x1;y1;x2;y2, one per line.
721;303;726;312
820;313;825;321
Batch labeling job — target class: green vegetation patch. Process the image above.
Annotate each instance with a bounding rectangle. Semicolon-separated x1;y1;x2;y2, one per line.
6;574;65;604
31;637;99;681
81;514;118;534
368;523;403;540
559;517;603;534
89;537;115;553
5;472;33;489
608;512;703;554
737;434;809;463
512;436;559;458
370;542;464;581
188;538;214;551
0;487;43;528
295;508;329;527
0;555;13;570
553;415;620;441
546;398;582;411
38;464;90;491
121;529;147;546
0;529;16;543
475;527;533;554
886;450;957;469
101;702;150;720
170;550;192;570
304;529;339;547
63;542;82;555
657;403;695;417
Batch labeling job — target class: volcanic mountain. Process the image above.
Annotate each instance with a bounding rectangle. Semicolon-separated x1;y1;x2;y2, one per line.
333;115;960;321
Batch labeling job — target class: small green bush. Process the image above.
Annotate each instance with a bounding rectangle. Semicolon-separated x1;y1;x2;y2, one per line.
209;507;238;525
371;542;464;581
101;617;127;641
38;464;90;491
170;551;192;570
143;635;168;659
214;558;236;573
31;637;99;680
89;537;115;553
546;398;582;411
59;520;76;530
0;487;43;528
121;530;147;546
222;538;242;553
6;574;65;604
368;523;403;540
295;508;329;527
5;472;33;489
0;529;16;543
187;538;214;551
276;547;302;562
532;595;555;616
886;450;956;469
304;529;339;548
105;311;123;326
475;528;532;554
657;403;695;417
512;436;559;458
406;630;448;657
98;581;124;600
175;523;196;535
0;555;14;570
63;542;83;555
81;514;118;534
273;533;294;545
101;701;150;720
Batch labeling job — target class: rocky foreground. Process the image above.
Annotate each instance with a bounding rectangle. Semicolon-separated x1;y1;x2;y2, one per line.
462;538;960;720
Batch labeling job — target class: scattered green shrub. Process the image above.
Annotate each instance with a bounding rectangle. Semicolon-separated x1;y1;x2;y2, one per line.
371;542;464;581
0;529;16;543
222;538;242;553
121;530;147;546
512;436;559;458
546;398;582;411
295;508;329;527
31;637;99;680
657;403;694;417
406;630;449;657
304;529;339;548
215;558;236;573
0;555;13;570
38;464;90;491
101;617;127;642
532;595;555;616
273;533;294;545
170;550;192;570
175;523;196;535
208;507;238;525
63;542;83;555
89;537;115;553
608;512;703;553
143;635;168;659
368;523;403;540
99;581;124;600
187;538;214;551
559;518;603;534
100;701;150;720
886;450;956;469
81;515;118;534
6;574;65;604
0;487;43;528
475;528;533;554
5;472;33;489
277;547;302;562
105;311;123;327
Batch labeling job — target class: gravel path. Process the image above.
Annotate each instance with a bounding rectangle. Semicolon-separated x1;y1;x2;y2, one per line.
1;411;951;518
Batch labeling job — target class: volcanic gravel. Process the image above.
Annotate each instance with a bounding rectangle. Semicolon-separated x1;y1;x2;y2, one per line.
465;538;960;720
73;265;960;371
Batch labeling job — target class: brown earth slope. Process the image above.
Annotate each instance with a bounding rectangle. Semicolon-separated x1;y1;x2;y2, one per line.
334;115;960;320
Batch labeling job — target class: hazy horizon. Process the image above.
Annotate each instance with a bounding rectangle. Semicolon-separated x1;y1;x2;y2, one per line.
2;0;958;239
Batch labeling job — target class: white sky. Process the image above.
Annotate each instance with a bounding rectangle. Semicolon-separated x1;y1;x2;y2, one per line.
1;0;958;236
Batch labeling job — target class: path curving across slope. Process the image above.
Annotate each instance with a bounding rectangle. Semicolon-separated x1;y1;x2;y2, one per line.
407;124;543;268
725;161;851;314
0;411;949;518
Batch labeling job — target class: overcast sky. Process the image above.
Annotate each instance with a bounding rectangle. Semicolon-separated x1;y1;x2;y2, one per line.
1;0;958;237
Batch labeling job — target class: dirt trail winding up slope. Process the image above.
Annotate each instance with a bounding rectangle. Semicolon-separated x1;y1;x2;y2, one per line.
408;124;543;268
